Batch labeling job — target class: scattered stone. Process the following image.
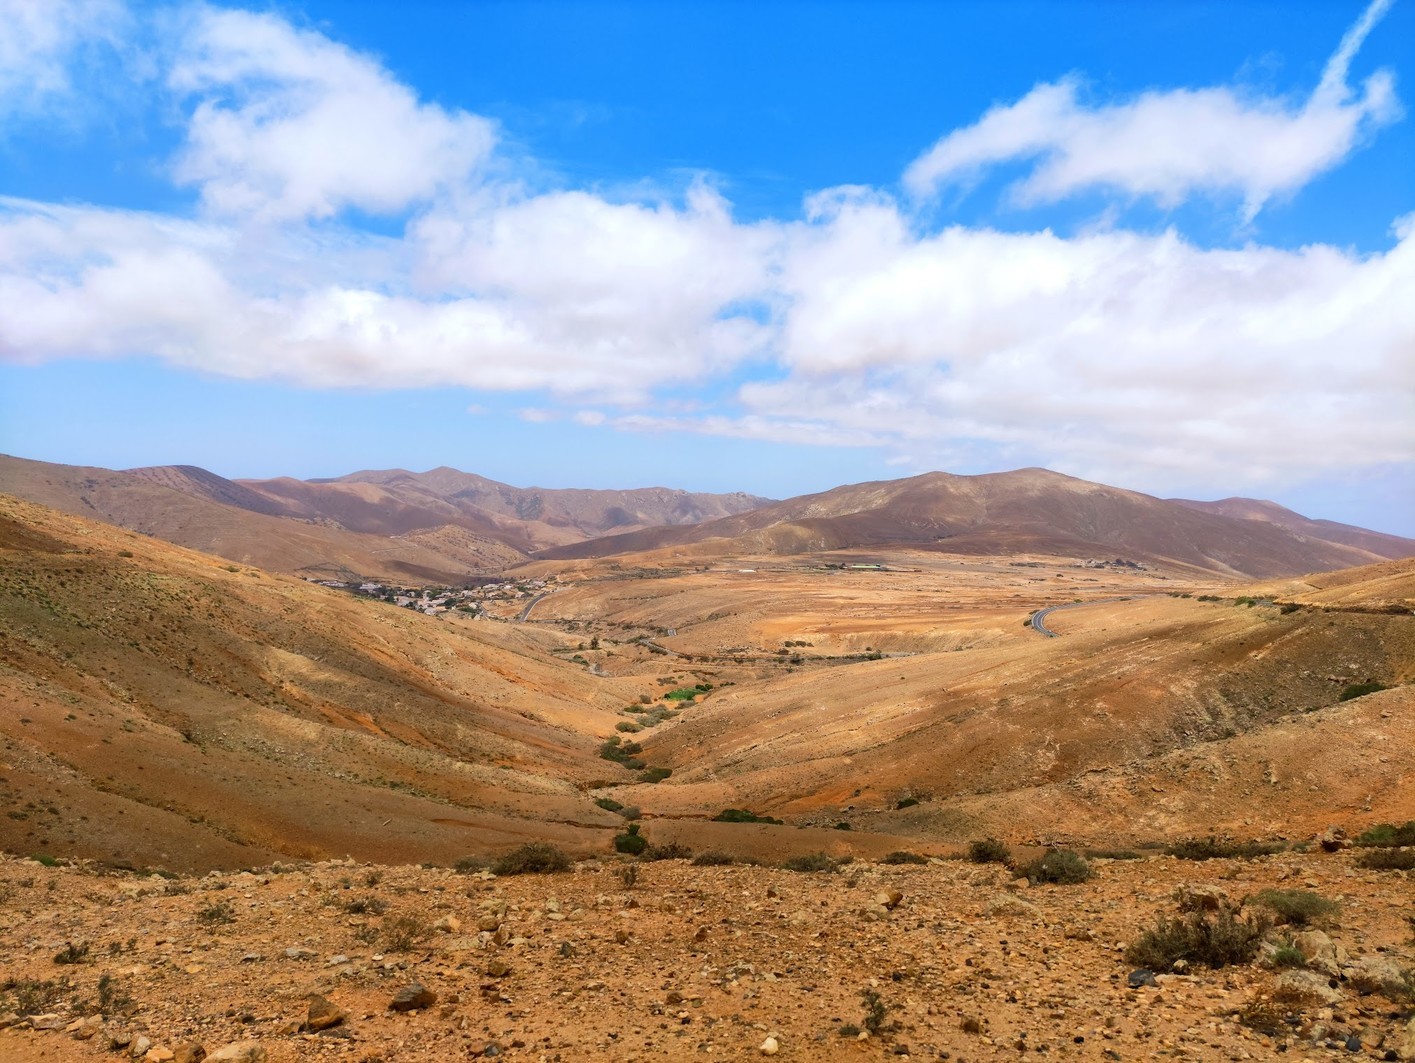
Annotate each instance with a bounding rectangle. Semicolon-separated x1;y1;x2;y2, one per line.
760;1034;780;1054
145;1047;176;1062
173;1043;207;1063
486;959;512;978
284;947;316;960
30;1014;67;1031
1346;954;1411;997
433;914;461;933
1317;827;1349;852
131;1035;153;1058
875;889;904;910
1127;969;1159;989
1275;970;1344;1005
304;994;347;1031
985;893;1038;917
204;1041;266;1063
389;983;437;1012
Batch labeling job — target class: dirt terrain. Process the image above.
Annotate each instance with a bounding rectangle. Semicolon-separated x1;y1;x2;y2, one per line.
1;845;1412;1062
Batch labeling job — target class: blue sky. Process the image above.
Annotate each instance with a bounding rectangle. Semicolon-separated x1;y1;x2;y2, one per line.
0;0;1411;534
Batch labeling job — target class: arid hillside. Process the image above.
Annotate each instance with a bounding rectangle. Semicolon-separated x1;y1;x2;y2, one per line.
0;493;653;871
537;468;1415;578
0;455;770;581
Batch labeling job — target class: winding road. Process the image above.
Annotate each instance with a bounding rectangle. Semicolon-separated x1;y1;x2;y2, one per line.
1030;596;1138;637
517;591;550;622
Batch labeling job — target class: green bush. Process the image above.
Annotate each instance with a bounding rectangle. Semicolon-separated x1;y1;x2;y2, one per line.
1017;848;1092;885
1354;821;1415;847
492;843;572;875
638;766;672;784
641;842;693;861
879;850;928;865
340;895;388;915
613;823;648;855
1125;904;1272;971
1339;681;1388;702
690;851;735;866
381;913;432;952
967;837;1011;864
599;736;646;770
1165;837;1283;861
1356;848;1415;871
781;852;838;873
453;855;489;873
1270;943;1307;969
1251;888;1339;926
594;796;624;813
712;808;783;825
196;900;235;926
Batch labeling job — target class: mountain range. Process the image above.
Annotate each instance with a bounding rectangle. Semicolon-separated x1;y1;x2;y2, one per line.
1;454;1409;580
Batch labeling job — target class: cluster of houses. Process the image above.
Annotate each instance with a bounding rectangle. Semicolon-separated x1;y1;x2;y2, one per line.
303;576;554;617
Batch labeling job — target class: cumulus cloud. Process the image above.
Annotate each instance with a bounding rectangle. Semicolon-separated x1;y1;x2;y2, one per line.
169;7;496;220
0;1;1410;499
904;0;1401;219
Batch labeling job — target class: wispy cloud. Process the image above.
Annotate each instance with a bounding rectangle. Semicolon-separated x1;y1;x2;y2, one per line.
903;0;1400;220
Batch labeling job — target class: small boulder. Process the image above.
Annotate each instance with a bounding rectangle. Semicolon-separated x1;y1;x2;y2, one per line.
760;1034;780;1055
1127;969;1159;989
204;1042;265;1063
486;960;512;979
1274;970;1343;1005
389;984;437;1012
304;994;346;1031
1345;954;1411;998
433;915;461;934
874;889;904;911
1317;826;1348;852
985;893;1038;918
173;1044;207;1063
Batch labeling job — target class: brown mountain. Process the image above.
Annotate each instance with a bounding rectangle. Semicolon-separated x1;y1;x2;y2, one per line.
0;454;769;581
1171;495;1415;560
0;454;523;582
261;465;770;543
537;467;1415;578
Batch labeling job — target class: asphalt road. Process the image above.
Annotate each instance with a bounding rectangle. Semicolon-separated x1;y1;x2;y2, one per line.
517;592;550;622
1030;596;1137;637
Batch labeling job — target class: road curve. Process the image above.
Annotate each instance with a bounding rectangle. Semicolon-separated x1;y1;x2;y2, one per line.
517;591;550;622
1030;596;1137;637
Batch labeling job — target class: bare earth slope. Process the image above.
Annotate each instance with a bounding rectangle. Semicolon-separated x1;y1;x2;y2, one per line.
0;455;525;582
0;493;651;871
539;468;1415;578
1174;495;1415;560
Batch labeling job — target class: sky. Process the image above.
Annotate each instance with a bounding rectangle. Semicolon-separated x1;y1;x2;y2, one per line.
0;1;1412;535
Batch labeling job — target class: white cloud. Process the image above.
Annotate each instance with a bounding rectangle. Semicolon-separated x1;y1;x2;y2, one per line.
904;0;1401;219
0;1;1409;502
168;7;496;221
0;0;129;121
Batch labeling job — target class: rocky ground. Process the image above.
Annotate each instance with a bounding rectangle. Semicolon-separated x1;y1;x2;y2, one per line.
1;844;1411;1062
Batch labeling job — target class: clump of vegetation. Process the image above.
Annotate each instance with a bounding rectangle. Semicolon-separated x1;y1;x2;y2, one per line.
781;852;838;873
880;850;928;865
1339;681;1388;702
96;973;135;1017
1354;821;1415;847
52;941;90;965
196;899;235;926
453;855;490;873
615;863;639;889
967;837;1011;864
894;796;920;810
615;721;642;733
641;842;693;862
1125;903;1272;972
599;736;646;770
594;796;624;813
618;805;642;821
712;808;783;825
613;823;648;856
664;682;713;701
382;913;432;952
1269;941;1308;970
341;895;388;915
1016;848;1093;885
2;976;72;1017
833;821;852;831
1357;848;1415;871
492;843;572;875
1165;837;1283;861
1251;888;1339;926
691;851;735;867
638;766;672;784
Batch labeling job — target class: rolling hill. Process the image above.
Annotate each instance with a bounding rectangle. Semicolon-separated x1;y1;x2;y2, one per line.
537;467;1415;578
